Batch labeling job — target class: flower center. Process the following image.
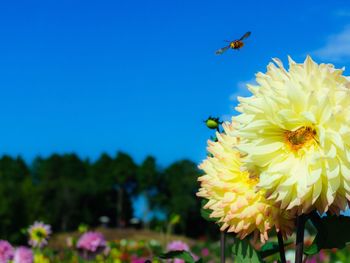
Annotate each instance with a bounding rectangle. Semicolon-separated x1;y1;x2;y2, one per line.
33;229;46;240
284;126;316;152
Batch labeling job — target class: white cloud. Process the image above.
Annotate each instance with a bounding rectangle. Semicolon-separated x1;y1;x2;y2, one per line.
313;26;350;62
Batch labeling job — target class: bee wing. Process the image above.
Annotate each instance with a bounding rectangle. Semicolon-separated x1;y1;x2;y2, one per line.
239;31;251;41
215;45;230;55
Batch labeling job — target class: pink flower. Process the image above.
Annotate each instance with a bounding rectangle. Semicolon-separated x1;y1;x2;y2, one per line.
166;241;189;252
13;247;33;263
77;232;107;260
305;257;317;263
201;248;209;257
304;251;328;263
318;250;327;261
0;240;14;263
130;255;149;263
77;232;106;252
166;241;197;263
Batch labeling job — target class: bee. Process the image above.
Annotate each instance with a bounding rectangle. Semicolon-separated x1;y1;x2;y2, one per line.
215;31;251;55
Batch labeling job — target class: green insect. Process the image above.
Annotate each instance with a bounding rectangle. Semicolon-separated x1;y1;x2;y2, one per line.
204;116;222;131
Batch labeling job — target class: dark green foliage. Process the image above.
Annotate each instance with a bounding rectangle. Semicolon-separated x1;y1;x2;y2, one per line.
0;152;211;243
34;154;91;231
259;240;292;259
152;160;217;238
159;250;203;263
0;152;136;243
198;200;221;238
200;199;218;223
232;238;263;263
112;152;138;186
162;160;199;232
135;156;159;227
136;156;158;194
0;156;30;242
305;214;350;255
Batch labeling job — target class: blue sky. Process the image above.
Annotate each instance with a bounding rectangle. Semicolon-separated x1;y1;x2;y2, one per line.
1;0;350;166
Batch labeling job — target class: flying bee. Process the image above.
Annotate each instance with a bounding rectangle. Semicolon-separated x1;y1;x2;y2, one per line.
215;31;251;55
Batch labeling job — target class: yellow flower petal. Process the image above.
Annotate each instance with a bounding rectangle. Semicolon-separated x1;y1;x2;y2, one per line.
234;56;350;214
197;122;294;242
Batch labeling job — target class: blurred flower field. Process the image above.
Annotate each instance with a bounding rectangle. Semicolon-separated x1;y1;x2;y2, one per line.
2;219;350;262
0;219;225;263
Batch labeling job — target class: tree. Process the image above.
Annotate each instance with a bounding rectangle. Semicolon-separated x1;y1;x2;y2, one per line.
151;159;218;238
32;154;90;231
136;156;159;227
155;160;197;233
0;156;30;242
111;152;137;227
0;151;216;242
88;153;132;227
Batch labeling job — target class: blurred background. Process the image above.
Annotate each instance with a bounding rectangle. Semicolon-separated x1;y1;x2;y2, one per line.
0;0;350;261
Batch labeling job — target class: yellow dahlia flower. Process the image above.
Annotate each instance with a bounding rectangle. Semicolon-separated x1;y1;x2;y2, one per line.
234;56;350;214
197;122;294;243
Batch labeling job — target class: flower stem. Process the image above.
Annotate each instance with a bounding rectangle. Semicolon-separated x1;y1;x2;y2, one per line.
295;214;306;263
277;231;286;263
220;231;226;263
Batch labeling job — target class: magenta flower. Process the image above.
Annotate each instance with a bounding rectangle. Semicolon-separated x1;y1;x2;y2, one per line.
13;247;33;263
77;232;106;260
318;250;327;262
166;241;190;252
0;240;14;263
166;241;198;263
304;250;328;263
305;258;317;263
201;248;209;257
130;255;149;263
28;221;52;248
77;232;106;252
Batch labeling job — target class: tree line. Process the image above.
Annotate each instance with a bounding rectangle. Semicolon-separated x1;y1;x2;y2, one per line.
0;152;216;243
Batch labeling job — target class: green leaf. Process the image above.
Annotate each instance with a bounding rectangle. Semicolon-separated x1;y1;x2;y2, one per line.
200;199;218;222
232;238;264;263
304;243;319;256
305;214;350;255
159;250;196;263
259;240;293;259
169;214;181;225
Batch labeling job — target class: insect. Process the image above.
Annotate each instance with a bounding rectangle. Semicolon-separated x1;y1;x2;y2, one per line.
204;116;222;131
215;31;251;55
